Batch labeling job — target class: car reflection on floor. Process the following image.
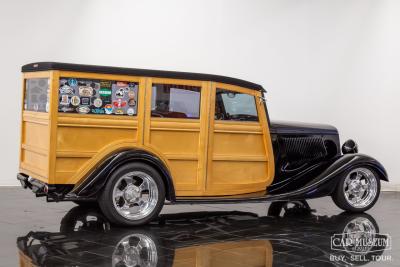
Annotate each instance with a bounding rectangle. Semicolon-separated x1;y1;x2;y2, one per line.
17;201;387;267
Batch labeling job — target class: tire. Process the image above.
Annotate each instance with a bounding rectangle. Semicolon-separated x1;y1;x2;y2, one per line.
98;162;165;226
332;167;380;212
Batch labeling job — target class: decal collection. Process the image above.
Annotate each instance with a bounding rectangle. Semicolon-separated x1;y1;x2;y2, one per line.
113;99;127;108
70;96;80;106
80;97;90;106
99;88;112;96
115;109;124;115
79;86;94;97
59;85;74;95
115;88;125;98
68;78;78;87
60;95;70;106
91;108;105;114
104;104;113;114
60;106;74;112
77;106;90;114
127;107;135;116
93;98;103;108
58;78;138;116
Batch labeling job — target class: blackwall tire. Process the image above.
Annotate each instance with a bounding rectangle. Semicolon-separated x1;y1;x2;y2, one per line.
332;167;380;212
99;162;165;226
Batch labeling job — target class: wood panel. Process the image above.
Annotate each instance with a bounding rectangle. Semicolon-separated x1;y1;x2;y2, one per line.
53;72;143;185
144;78;209;194
55;114;138;184
205;83;275;196
19;71;51;183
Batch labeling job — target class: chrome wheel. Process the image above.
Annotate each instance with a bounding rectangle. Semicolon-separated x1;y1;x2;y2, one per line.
112;233;158;267
343;168;378;209
112;171;159;220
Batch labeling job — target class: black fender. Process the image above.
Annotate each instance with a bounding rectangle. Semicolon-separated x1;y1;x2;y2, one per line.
69;150;176;201
268;153;388;200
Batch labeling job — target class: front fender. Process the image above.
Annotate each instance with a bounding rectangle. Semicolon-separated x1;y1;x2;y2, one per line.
268;153;387;200
308;153;387;198
322;153;388;182
308;153;388;196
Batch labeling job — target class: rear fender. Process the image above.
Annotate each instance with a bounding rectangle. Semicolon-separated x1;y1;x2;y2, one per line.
69;150;176;201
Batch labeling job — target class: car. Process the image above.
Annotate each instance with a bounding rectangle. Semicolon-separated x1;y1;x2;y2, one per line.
17;62;388;226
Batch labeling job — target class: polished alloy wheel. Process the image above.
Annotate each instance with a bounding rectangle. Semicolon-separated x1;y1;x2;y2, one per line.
343;168;378;209
112;233;158;267
112;171;159;220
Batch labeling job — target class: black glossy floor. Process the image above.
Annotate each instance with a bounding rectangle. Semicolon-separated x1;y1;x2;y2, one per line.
0;188;398;267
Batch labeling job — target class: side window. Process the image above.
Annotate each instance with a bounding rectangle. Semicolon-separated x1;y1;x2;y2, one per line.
215;88;258;122
151;84;201;119
58;78;138;116
24;78;49;112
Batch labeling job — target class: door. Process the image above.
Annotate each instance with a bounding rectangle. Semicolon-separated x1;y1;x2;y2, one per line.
206;83;274;196
144;78;210;196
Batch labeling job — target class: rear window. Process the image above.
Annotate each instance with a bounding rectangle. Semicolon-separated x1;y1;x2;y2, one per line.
24;78;49;112
58;78;138;116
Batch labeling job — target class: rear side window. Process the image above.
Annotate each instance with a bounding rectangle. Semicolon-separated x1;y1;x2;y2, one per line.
24;78;49;112
151;84;201;119
215;89;258;121
58;78;138;116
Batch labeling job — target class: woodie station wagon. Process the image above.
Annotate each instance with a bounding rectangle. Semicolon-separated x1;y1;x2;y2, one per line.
18;62;388;225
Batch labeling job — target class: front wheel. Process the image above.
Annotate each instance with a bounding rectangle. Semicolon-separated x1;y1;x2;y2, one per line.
99;162;165;226
332;167;380;212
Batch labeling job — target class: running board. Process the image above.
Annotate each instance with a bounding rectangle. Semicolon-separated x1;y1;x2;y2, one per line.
170;191;303;204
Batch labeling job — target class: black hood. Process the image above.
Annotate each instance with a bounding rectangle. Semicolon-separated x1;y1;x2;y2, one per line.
269;120;338;135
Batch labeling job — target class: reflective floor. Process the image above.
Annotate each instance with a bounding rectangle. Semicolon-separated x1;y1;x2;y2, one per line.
0;188;398;267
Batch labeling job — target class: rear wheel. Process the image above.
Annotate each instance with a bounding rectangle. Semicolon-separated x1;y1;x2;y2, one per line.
99;162;165;226
332;167;380;212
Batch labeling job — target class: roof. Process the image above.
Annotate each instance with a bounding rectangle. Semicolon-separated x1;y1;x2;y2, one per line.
22;62;264;91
